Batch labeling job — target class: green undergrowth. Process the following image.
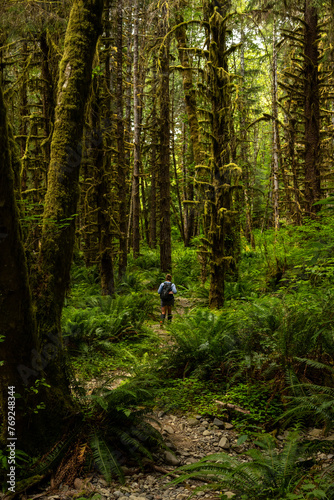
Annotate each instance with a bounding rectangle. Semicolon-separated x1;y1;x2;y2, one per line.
154;378;283;429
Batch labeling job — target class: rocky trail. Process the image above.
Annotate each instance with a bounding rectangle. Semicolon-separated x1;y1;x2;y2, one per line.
7;297;334;500
27;413;334;500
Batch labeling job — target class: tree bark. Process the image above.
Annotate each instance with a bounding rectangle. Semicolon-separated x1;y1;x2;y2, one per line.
0;84;41;452
35;0;104;399
204;0;237;309
304;0;321;215
116;0;128;277
175;12;199;246
132;0;141;258
272;18;280;231
159;7;172;273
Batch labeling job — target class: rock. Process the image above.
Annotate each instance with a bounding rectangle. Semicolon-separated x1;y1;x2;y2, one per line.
145;476;156;485
74;478;84;490
223;492;235;499
114;491;123;498
224;422;234;430
165;441;177;450
164;451;181;466
203;430;211;436
176;495;188;500
309;428;323;438
201;420;209;426
188;418;199;427
325;434;334;441
163;425;174;434
218;437;230;449
213;417;225;428
99;479;109;487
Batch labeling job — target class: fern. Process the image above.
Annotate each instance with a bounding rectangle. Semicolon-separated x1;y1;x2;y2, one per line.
90;432;125;484
168;432;333;499
282;382;334;432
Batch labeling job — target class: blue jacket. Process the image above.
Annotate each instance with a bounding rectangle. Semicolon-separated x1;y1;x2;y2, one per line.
158;281;177;295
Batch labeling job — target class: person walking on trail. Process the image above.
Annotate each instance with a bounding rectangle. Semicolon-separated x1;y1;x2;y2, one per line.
158;273;177;327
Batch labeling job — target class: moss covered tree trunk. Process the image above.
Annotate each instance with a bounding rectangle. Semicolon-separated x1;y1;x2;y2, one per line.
35;0;103;397
303;0;321;215
159;6;172;273
116;0;128;277
132;0;141;259
175;12;200;246
0;84;42;452
204;0;239;309
149;60;158;249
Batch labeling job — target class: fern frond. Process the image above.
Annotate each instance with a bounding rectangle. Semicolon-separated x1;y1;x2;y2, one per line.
90;432;124;484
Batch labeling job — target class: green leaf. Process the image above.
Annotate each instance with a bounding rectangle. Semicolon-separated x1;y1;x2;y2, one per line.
237;435;248;446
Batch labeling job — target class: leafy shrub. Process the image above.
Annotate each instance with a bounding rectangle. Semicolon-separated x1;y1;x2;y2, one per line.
163;308;241;379
62;293;155;357
168;432;334;499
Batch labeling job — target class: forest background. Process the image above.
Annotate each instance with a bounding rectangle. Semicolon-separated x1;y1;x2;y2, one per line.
1;0;334;498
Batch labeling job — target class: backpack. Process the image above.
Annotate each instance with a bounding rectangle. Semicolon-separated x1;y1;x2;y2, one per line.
160;282;173;302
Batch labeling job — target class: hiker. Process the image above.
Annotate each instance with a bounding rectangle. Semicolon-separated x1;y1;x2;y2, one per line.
158;273;177;326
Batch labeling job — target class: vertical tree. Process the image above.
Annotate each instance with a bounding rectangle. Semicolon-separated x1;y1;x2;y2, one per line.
116;0;128;277
0;83;41;451
303;0;321;215
35;0;104;400
132;0;141;258
159;3;172;272
203;0;240;308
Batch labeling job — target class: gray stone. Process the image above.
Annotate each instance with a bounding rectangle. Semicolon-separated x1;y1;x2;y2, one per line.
113;491;123;498
164;451;181;466
223;493;235;499
203;430;211;436
309;428;323;438
218;437;230;449
213;418;225;428
224;422;234;430
188;418;199;427
163;425;174;434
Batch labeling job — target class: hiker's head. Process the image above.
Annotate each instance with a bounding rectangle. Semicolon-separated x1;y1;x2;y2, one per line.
166;273;172;281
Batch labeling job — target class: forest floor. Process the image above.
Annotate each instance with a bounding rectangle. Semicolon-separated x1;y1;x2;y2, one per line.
17;296;334;500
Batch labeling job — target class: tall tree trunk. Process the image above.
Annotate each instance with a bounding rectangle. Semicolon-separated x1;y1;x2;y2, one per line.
204;0;239;308
116;0;128;277
0;84;42;453
35;0;103;401
132;0;141;258
149;61;158;248
272;18;280;231
159;7;172;272
304;0;321;215
239;27;255;247
175;11;200;246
